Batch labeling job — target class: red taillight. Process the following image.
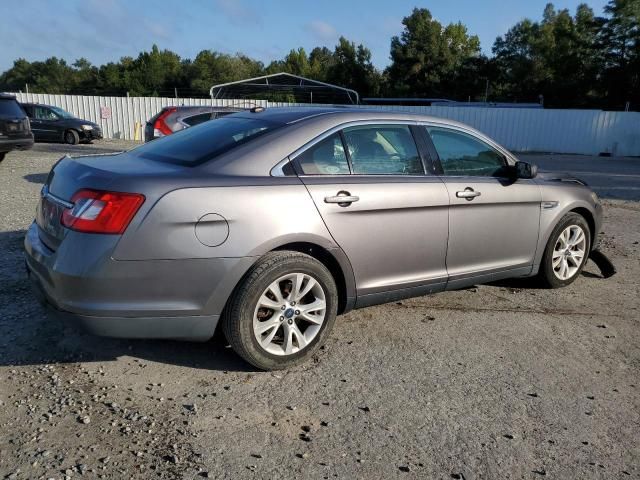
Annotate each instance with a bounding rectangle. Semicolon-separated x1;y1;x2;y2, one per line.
153;107;176;136
61;189;145;234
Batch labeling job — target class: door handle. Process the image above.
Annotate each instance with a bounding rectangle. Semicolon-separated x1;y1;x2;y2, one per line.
324;191;359;207
456;188;481;200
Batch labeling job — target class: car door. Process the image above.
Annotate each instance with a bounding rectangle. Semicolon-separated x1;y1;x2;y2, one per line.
422;125;541;288
33;106;59;141
293;123;450;306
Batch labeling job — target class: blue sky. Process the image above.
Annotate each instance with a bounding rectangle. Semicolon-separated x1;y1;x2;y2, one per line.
1;0;609;72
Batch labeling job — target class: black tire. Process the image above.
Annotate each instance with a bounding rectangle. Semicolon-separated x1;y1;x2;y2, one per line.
538;212;591;288
0;152;5;163
222;251;338;370
64;129;79;145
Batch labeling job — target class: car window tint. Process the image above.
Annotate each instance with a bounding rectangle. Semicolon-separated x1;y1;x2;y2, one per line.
0;99;26;117
182;113;212;126
296;132;349;175
427;127;507;177
342;125;423;175
35;107;57;120
132;117;281;166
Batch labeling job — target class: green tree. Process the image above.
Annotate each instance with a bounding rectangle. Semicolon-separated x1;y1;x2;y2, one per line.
326;37;380;98
600;0;640;109
492;3;604;107
386;8;481;98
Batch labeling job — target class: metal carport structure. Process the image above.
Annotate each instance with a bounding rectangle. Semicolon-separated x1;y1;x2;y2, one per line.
209;72;359;105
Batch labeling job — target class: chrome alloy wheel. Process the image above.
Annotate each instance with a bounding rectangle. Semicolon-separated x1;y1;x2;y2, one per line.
253;273;327;356
552;225;587;280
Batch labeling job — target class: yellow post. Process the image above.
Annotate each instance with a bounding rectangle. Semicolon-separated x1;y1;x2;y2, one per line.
134;122;141;141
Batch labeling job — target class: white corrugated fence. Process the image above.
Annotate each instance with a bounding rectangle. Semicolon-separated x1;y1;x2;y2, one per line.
12;92;640;156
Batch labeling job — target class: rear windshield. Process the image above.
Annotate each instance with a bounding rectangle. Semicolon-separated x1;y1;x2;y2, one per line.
0;99;26;117
133;116;281;166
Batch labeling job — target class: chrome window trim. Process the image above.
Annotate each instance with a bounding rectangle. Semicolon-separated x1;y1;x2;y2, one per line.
270;118;518;177
271;157;293;177
274;119;426;177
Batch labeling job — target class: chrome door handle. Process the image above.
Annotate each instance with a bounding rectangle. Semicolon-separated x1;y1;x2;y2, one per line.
456;188;481;200
324;191;359;207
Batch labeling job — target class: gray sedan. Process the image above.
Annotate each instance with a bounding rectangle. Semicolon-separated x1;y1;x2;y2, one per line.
24;108;603;370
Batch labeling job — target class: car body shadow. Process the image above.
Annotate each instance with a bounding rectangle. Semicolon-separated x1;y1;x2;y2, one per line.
0;229;252;372
23;173;48;184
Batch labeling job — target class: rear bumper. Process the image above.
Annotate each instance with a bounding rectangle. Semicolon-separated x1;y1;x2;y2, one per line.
0;135;34;152
28;270;219;341
24;222;253;341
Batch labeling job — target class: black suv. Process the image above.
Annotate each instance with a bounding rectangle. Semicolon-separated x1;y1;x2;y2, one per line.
20;103;102;144
0;94;34;162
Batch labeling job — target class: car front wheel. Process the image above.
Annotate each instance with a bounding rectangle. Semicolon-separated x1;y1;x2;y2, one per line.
222;251;338;370
539;212;591;288
64;129;79;145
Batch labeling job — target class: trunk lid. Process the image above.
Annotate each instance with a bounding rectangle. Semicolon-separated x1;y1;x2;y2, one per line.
36;152;186;251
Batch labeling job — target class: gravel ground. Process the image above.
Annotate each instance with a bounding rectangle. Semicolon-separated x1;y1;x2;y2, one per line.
0;141;639;479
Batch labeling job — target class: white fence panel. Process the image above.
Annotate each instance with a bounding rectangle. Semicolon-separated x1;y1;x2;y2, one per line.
11;92;640;155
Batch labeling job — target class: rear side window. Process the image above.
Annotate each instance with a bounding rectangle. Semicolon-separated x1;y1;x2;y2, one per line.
0;99;26;117
427;127;507;177
342;125;423;175
132;117;282;166
296;132;349;175
182;112;212;126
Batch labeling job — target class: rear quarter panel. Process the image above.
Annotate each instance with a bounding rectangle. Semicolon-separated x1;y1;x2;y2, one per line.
113;182;338;261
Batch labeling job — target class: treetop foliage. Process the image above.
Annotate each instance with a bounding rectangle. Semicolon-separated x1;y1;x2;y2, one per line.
1;1;638;110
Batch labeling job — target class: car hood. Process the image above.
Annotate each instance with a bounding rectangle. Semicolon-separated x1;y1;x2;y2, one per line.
536;170;588;186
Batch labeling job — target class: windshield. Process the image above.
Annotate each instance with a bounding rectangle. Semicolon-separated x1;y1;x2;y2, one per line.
50;106;74;119
132;116;283;166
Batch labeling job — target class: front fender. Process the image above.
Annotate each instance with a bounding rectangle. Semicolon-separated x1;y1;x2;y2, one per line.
532;185;602;271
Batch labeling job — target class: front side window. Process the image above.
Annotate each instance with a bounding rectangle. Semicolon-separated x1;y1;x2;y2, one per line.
427;127;507;177
342;125;423;175
49;106;74;119
296;132;349;175
35;107;58;121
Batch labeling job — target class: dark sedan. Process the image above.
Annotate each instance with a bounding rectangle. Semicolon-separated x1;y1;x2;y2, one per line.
20;103;102;144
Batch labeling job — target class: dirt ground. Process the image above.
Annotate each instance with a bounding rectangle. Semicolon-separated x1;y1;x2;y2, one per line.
0;141;638;479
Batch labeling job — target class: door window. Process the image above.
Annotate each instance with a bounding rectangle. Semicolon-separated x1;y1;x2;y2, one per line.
35;107;58;121
182;113;213;126
342;125;423;175
296;132;350;175
427;127;507;177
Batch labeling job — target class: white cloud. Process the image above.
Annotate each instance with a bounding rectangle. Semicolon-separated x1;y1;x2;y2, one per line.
308;20;338;43
213;0;261;26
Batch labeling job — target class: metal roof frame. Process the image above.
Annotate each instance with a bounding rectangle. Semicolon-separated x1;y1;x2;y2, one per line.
209;72;359;104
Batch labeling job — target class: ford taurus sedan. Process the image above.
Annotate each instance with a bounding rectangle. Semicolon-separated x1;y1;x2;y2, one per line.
24;108;603;370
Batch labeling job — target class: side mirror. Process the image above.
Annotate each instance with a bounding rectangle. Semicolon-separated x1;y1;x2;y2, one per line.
515;161;538;179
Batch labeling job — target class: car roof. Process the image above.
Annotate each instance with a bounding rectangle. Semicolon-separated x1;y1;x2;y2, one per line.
167;105;245;112
0;93;17;100
231;106;470;129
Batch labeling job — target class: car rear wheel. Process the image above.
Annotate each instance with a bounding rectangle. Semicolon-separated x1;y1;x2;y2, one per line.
539;212;591;288
222;251;338;370
64;129;79;145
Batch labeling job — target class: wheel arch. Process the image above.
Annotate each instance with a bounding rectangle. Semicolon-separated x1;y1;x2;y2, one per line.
271;241;356;315
63;128;80;143
533;200;599;272
569;207;596;247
